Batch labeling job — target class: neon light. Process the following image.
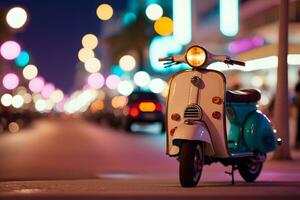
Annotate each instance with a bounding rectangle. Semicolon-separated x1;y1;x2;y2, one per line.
220;0;239;37
173;0;192;45
227;36;265;54
15;50;30;67
149;36;183;73
208;54;300;72
122;12;136;25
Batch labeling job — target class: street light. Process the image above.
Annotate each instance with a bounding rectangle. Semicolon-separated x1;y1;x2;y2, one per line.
0;40;21;60
96;4;113;21
82;34;98;50
146;4;163;21
2;73;19;90
23;64;38;80
119;55;136;71
6;7;28;29
28;77;45;93
84;58;101;73
154;17;173;36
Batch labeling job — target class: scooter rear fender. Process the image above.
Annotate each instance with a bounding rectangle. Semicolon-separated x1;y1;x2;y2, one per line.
169;122;215;156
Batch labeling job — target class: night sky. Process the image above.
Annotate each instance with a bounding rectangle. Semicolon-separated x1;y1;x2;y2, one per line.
0;0;126;92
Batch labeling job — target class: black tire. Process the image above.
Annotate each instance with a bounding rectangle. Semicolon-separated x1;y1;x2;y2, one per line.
238;155;265;182
179;142;204;187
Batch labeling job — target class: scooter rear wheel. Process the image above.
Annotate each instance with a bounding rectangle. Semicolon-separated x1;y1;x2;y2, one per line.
238;154;265;182
179;142;203;187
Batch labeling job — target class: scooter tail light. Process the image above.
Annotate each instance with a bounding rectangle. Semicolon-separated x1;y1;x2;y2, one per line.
171;113;181;121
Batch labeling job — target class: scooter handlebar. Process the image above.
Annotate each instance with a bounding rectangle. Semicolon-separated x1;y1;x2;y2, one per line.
224;59;245;66
158;56;173;62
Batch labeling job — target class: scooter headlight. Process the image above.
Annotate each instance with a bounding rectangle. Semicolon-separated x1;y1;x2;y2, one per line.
185;46;207;68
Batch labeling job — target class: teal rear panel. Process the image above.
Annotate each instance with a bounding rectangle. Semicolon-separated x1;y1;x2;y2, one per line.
243;111;277;153
227;123;249;153
226;102;257;153
226;102;257;125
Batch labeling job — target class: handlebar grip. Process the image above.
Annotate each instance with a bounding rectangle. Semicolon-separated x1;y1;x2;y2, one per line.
225;59;245;66
159;56;173;62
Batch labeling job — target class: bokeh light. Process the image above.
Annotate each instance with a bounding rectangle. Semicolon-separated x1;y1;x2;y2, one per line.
2;73;19;90
35;99;47;112
133;71;150;87
105;74;121;90
6;7;27;29
15;50;30;67
111;65;125;76
23;64;38;80
12;95;24;108
0;40;21;60
45;100;55;111
251;76;264;87
82;34;98;50
96;4;113;21
22;93;32;104
122;12;136;25
1;93;13;107
119;55;136;71
8;122;19;133
16;86;27;95
146;4;163;21
90;100;104;112
33;93;42;103
87;73;105;89
50;89;64;103
29;76;45;93
149;78;166;93
78;48;94;63
117;80;134;96
84;57;101;73
41;83;55;98
111;95;128;109
154;17;173;36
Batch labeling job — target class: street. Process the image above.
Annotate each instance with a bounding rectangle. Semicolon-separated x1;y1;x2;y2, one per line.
0;119;300;199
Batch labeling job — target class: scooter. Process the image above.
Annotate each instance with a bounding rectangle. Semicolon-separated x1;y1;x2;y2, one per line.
159;45;281;187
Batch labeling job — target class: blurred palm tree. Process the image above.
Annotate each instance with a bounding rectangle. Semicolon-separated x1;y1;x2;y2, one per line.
106;11;154;71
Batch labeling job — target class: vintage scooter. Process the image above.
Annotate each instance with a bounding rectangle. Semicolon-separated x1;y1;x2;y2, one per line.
159;45;281;187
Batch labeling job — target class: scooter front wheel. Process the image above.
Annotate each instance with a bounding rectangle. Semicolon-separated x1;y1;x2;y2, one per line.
179;142;204;187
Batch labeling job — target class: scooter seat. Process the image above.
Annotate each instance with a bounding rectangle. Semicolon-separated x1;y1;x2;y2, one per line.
226;89;261;103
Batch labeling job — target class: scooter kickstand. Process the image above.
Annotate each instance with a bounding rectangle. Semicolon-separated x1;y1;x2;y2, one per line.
225;165;238;184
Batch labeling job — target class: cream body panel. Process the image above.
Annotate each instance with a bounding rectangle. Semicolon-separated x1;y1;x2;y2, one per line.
170;122;214;156
167;70;229;158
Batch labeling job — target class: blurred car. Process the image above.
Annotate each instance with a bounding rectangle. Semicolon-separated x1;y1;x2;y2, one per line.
124;91;165;133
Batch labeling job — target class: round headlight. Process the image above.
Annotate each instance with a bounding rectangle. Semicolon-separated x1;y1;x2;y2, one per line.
185;46;207;68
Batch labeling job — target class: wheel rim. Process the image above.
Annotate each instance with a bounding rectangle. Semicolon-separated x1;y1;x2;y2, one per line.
192;145;202;182
247;162;261;174
248;154;265;174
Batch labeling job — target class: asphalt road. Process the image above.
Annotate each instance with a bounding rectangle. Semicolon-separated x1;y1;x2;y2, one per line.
0;118;300;200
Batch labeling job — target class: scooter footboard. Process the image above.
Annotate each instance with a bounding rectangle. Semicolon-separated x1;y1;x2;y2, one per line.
169;122;215;156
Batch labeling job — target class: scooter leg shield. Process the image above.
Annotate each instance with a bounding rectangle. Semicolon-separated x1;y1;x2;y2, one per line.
170;123;215;156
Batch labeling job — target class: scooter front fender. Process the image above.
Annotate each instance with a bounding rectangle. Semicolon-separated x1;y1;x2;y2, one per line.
170;122;215;156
